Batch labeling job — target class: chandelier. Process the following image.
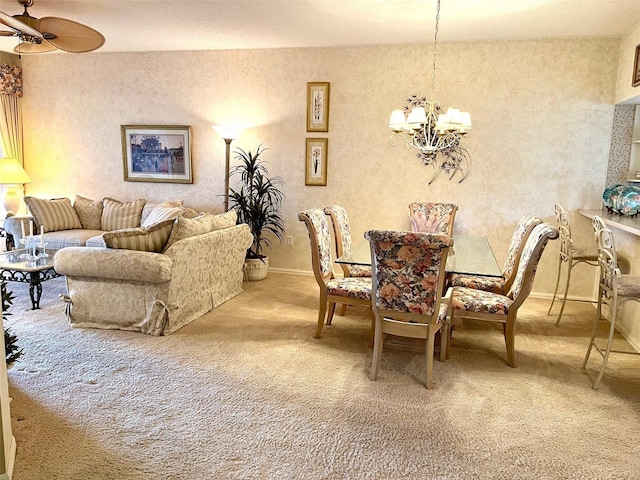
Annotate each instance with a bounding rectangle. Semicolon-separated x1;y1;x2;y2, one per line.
388;0;472;184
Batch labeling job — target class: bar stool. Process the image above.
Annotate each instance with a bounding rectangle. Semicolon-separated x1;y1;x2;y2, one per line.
583;216;640;389
547;203;599;325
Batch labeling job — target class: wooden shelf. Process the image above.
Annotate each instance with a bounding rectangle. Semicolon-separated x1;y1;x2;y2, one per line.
578;209;640;236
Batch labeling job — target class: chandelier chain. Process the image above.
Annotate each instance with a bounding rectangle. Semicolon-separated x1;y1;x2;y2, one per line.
431;0;441;102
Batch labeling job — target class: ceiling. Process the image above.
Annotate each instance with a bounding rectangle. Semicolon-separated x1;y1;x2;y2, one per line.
0;0;639;54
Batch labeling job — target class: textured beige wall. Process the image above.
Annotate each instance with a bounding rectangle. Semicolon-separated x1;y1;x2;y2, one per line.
19;38;619;297
615;21;640;104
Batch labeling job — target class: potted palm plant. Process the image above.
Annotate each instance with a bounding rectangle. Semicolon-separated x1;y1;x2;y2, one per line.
228;144;285;281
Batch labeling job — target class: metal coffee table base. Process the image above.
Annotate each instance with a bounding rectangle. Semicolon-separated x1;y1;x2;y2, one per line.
1;267;61;310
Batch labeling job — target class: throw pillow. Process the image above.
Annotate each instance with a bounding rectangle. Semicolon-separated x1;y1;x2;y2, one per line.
101;197;146;231
140;202;185;228
140;200;184;225
162;210;238;251
208;209;237;230
73;195;103;230
24;196;82;233
102;218;175;253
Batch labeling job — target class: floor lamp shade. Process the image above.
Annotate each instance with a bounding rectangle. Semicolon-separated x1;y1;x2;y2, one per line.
0;158;31;214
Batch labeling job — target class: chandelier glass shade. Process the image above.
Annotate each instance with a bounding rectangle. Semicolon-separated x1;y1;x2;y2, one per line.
388;0;472;184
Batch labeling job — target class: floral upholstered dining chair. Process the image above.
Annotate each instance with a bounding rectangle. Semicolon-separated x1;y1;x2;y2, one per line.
448;223;559;367
298;209;371;338
449;214;542;294
408;202;458;236
323;205;371;278
365;229;453;389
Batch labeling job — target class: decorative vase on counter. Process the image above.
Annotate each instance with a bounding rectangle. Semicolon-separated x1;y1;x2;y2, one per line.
602;184;640;217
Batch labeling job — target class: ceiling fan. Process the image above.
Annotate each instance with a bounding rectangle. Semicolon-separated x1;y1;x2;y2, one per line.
0;0;104;54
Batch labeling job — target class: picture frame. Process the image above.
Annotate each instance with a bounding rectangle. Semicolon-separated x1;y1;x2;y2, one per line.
305;138;328;186
306;82;330;132
633;44;640;87
121;125;193;183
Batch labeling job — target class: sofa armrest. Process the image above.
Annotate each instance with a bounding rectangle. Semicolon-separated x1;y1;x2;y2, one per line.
55;247;173;283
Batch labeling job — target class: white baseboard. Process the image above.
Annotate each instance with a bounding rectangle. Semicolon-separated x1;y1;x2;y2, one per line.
268;267;313;277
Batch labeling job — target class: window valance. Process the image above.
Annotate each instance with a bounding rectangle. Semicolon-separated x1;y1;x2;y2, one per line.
0;64;22;97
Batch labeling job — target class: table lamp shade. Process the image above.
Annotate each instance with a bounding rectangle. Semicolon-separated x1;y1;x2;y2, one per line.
0;158;31;214
0;158;31;185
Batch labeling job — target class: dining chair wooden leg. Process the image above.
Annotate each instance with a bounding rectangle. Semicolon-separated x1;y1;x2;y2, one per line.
368;311;375;346
315;296;327;338
504;316;517;368
369;314;383;381
439;320;448;362
425;325;438;389
326;302;337;325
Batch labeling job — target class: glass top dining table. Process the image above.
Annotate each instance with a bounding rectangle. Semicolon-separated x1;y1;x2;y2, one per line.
336;235;502;277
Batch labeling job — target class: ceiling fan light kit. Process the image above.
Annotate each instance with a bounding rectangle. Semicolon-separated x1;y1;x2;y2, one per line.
0;0;104;54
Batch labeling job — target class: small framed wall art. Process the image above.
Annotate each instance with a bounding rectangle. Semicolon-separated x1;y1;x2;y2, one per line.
633;44;640;87
305;138;328;186
121;125;193;183
306;82;330;132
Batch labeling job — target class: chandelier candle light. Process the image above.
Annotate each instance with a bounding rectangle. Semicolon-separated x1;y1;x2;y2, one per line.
388;0;472;183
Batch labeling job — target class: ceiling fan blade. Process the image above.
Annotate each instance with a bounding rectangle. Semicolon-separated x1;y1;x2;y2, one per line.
14;39;56;54
0;30;17;37
37;17;104;53
0;10;43;39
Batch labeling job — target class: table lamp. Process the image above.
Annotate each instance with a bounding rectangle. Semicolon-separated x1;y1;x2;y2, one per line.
0;157;31;215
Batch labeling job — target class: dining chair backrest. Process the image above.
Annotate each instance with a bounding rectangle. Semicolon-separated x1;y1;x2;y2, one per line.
501;214;543;289
323;205;353;277
408;202;458;236
323;205;352;257
507;223;560;306
298;209;333;285
365;230;452;318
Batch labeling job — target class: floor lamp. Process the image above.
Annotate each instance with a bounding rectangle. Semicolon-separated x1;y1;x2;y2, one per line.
212;126;243;211
0;158;31;215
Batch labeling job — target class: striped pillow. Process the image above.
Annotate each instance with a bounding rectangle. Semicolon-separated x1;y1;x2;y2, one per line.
140;202;184;228
24;197;82;233
101;197;146;231
102;219;175;252
140;200;184;225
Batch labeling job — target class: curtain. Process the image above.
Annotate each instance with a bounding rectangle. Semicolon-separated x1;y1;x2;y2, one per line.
0;64;23;165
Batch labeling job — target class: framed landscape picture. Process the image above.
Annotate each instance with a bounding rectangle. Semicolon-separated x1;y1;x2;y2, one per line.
306;82;330;132
121;125;193;183
305;138;328;186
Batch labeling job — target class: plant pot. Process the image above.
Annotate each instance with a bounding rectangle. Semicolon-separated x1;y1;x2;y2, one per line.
245;257;269;282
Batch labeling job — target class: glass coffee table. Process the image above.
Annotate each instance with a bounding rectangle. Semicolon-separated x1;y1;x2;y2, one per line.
0;249;60;309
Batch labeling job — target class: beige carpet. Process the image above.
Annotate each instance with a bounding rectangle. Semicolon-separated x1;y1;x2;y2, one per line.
3;273;640;479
